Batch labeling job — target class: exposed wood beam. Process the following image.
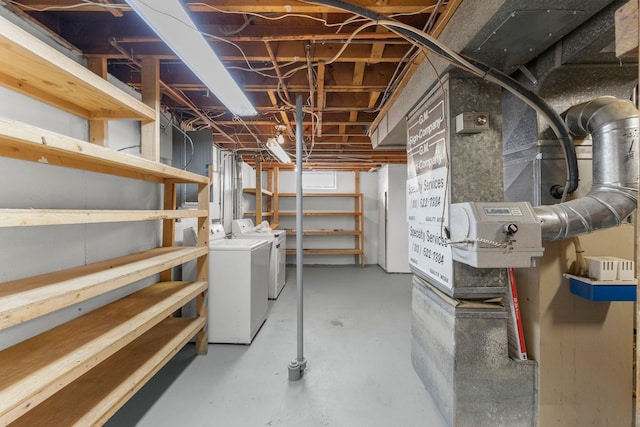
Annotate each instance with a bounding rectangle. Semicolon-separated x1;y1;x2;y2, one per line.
87;57;109;147
368;92;381;109
105;81;388;94
94;0;123;17
141;58;160;162
317;61;326;137
84;42;412;63
181;105;377;113
212;120;372;126
15;0;438;14
352;63;366;86
108;38;235;143
267;90;292;135
264;41;291;102
615;0;638;58
115;33;406;44
369;26;388;64
339;124;348;142
369;0;463;133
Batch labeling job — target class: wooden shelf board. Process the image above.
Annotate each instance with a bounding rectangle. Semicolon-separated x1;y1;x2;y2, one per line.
0;209;208;228
0;246;207;331
243;211;274;217
286;249;363;255
0;15;155;122
0;280;207;425
278;211;361;217
0;118;209;184
278;193;361;197
243;188;273;197
285;229;361;236
9;317;205;427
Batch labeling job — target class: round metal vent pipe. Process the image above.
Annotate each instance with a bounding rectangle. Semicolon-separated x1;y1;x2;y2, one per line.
535;97;638;240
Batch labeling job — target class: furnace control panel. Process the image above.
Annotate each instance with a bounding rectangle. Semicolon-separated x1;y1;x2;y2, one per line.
449;202;544;268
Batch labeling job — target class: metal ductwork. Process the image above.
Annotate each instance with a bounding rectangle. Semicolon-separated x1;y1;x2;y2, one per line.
534;96;638;240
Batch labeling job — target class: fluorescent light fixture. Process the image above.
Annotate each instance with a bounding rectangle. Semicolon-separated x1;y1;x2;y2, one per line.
266;138;292;163
125;0;257;116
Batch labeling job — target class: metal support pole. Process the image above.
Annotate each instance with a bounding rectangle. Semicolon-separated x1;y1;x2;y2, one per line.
289;94;307;381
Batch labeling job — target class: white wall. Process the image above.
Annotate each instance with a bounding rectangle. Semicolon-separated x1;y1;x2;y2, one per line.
378;164;411;273
0;78;160;349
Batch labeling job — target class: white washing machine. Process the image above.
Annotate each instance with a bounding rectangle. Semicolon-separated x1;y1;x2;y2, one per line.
184;223;270;344
232;218;287;299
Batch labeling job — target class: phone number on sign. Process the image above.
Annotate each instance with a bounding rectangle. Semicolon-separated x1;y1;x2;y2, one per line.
410;196;441;209
423;247;445;264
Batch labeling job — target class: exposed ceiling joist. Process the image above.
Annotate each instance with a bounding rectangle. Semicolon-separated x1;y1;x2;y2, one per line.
9;0;461;170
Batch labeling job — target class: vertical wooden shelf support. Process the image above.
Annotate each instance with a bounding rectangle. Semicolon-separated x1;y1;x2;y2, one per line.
266;169;365;265
255;160;263;224
160;182;177;282
141;57;160;162
87;57;109;147
273;167;280;227
354;171;364;266
195;181;210;354
267;169;273;220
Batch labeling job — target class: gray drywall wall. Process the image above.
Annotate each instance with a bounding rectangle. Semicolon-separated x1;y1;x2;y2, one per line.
0;86;161;351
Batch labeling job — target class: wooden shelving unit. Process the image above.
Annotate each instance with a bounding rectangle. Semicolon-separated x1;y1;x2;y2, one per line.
0;15;209;425
243;168;364;264
242;164;278;226
279;192;365;266
243;188;273;197
278;210;361;217
0;17;155;122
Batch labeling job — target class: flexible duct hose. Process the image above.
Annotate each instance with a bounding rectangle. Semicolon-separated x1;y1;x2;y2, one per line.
534;97;638;240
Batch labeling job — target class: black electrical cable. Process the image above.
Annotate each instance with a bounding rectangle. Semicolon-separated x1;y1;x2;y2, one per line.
306;0;579;197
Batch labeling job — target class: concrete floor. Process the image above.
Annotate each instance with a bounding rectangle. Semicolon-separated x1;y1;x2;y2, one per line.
107;265;447;427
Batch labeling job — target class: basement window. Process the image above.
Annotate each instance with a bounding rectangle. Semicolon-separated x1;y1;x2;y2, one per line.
302;171;336;190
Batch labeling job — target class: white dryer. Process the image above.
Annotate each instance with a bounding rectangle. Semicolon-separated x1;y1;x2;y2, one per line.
184;223;270;344
232;218;287;299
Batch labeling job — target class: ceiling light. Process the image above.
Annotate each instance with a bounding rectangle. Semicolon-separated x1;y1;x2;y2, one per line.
266;138;291;163
125;0;257;116
274;123;287;144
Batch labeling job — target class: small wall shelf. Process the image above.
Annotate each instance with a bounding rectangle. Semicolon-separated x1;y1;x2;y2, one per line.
564;274;637;302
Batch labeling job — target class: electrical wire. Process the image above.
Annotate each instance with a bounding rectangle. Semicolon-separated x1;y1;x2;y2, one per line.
275;20;380;111
8;0;127;12
187;2;434;32
371;0;445;113
228;59;300;75
303;0;579;197
161;110;195;169
219;14;253;35
117;145;141;152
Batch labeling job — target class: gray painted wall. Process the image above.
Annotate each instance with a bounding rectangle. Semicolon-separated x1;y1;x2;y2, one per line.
0;81;161;351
